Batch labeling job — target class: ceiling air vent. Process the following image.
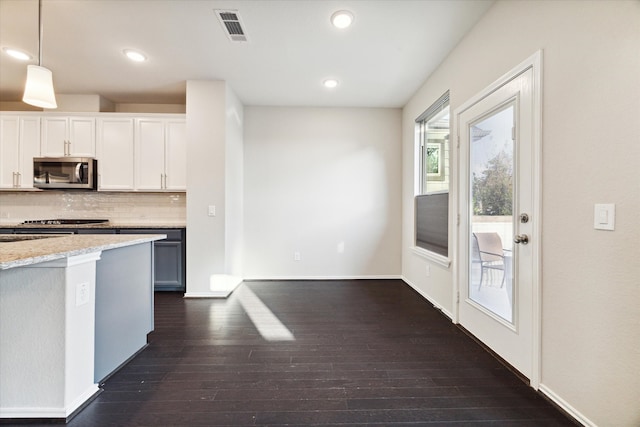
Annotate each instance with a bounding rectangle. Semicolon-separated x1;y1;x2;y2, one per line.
215;9;248;42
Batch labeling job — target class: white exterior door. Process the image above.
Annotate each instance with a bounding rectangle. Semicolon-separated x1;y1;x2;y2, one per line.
456;54;541;384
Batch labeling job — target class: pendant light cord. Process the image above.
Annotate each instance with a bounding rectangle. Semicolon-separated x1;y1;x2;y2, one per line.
38;0;43;66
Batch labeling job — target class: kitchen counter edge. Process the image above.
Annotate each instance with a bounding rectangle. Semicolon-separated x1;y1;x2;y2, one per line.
1;223;185;229
0;234;166;270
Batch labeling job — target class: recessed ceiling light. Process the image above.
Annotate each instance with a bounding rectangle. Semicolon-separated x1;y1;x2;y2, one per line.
3;47;31;61
123;49;147;62
331;10;354;29
323;79;339;89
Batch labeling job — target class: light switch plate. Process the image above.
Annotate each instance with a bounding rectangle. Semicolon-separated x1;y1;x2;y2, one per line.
594;203;615;231
208;205;216;217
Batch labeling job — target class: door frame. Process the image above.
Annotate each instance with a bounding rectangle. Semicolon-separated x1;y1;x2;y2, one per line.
451;51;542;388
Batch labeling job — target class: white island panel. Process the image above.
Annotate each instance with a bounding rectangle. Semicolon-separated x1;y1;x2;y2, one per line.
0;252;101;418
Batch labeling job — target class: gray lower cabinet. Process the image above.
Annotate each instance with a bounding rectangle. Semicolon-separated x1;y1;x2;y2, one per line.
95;242;154;382
77;229;117;234
119;229;185;292
0;226;185;292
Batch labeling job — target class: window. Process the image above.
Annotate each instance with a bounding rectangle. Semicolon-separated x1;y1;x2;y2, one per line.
415;92;450;258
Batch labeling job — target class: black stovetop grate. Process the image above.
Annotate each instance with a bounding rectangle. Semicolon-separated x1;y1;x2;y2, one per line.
22;219;110;225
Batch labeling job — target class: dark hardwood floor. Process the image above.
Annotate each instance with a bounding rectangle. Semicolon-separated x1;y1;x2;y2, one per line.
40;280;577;426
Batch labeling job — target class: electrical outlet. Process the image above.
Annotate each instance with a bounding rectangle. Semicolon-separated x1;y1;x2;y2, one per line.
76;282;89;306
294;251;301;261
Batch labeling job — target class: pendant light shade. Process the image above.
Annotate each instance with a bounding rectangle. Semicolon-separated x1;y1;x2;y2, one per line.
22;0;57;109
23;65;57;108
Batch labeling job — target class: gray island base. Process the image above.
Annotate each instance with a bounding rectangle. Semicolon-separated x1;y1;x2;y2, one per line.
0;234;164;421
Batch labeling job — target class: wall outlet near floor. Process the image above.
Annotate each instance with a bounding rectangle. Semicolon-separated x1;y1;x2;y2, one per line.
294;251;301;261
76;282;90;306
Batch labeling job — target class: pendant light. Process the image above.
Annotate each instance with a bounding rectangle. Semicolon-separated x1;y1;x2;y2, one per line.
22;0;57;109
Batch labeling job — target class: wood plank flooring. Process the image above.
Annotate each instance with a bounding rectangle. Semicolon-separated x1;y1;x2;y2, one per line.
54;280;577;425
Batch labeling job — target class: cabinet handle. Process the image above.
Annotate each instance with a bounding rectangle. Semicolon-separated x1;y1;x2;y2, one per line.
12;172;16;187
164;174;167;189
16;172;21;187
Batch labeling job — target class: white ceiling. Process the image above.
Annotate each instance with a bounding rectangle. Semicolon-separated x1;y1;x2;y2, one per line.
0;0;493;108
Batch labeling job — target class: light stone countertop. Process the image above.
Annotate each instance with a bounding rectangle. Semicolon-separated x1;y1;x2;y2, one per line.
1;223;185;229
0;234;166;270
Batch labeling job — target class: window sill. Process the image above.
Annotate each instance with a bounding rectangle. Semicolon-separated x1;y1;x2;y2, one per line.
411;246;451;269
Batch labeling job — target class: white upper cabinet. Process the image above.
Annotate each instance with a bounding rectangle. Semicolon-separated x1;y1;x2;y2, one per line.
164;120;187;190
0;112;185;192
41;116;96;157
96;118;135;191
135;118;186;191
0;115;40;189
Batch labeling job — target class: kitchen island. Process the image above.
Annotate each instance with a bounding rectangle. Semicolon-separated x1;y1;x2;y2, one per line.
0;233;165;421
1;223;186;292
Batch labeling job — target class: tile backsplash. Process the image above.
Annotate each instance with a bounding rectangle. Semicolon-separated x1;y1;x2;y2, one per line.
0;191;185;225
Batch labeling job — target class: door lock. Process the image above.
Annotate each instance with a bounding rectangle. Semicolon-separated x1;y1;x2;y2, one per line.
519;213;529;223
514;234;529;245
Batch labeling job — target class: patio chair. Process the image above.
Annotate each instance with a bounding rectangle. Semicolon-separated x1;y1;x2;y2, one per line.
472;232;505;289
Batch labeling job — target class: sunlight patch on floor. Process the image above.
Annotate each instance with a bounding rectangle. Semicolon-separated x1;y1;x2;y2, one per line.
232;286;296;341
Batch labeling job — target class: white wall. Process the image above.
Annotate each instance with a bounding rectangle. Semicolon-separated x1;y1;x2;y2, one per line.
185;80;244;297
243;107;402;279
185;81;227;295
401;1;640;426
224;86;244;278
54;94;114;112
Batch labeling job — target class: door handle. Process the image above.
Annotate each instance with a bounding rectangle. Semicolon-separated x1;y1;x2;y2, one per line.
514;234;529;245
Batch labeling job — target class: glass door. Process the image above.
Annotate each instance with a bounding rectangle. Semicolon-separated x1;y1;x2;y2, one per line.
469;104;515;323
456;63;539;382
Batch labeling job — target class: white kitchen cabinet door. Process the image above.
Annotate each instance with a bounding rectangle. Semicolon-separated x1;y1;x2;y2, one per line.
41;116;95;157
164;120;186;190
135;118;166;190
96;118;135;190
0;115;40;189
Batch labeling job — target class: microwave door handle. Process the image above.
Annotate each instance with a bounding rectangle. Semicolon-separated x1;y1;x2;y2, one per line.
75;163;83;183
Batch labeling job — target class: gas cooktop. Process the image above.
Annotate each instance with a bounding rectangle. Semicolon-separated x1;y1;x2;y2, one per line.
22;219;110;225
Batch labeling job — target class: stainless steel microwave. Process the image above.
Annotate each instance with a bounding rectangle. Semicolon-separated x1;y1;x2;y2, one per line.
33;157;98;190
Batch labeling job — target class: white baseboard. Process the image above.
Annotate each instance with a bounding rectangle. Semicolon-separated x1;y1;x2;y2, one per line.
401;275;454;320
183;291;232;298
242;275;402;281
539;384;594;427
0;384;100;419
184;274;243;298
